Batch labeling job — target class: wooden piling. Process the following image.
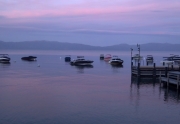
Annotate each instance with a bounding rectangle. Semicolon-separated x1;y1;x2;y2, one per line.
138;63;140;77
165;67;168;77
131;62;133;69
177;75;179;90
153;63;156;77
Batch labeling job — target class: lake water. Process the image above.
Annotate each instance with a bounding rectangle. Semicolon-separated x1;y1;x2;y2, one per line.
0;50;180;124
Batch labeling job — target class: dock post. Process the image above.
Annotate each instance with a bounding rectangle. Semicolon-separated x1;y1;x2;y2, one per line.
159;71;162;86
177;75;179;90
163;62;165;66
171;65;173;70
138;63;140;77
131;62;133;69
167;73;169;88
153;63;156;77
131;62;133;77
165;67;168;77
146;62;148;66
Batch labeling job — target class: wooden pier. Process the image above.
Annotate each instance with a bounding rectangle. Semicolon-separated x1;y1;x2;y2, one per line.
131;62;180;77
131;62;180;90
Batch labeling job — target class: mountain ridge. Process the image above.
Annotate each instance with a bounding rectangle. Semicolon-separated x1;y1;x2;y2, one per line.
0;41;180;51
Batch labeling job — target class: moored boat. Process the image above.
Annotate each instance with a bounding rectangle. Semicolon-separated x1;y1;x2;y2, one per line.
109;56;124;65
146;55;153;62
104;54;112;61
65;55;71;62
0;54;11;63
70;56;93;66
163;54;180;62
160;60;174;65
100;54;104;59
21;56;37;61
132;54;143;60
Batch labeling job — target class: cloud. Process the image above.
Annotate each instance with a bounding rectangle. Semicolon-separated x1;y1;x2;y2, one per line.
0;0;180;44
0;0;180;19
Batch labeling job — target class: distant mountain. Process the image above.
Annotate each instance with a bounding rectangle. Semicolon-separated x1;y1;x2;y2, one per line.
0;41;180;51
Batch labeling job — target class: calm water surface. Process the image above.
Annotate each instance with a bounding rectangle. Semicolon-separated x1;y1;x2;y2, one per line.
0;50;180;124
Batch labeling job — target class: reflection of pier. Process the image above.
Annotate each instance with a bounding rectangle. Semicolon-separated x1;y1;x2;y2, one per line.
131;76;180;103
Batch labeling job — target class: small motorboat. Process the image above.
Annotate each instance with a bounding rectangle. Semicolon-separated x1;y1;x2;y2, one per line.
65;55;71;62
0;54;11;63
146;55;153;62
70;56;93;66
21;56;37;61
109;56;124;65
132;54;143;60
160;60;174;65
100;54;104;60
160;54;180;65
163;54;180;61
104;54;112;61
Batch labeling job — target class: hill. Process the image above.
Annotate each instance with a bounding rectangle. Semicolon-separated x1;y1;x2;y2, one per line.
0;41;180;51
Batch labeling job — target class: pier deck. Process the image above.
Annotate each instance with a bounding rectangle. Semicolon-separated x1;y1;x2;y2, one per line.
131;62;180;77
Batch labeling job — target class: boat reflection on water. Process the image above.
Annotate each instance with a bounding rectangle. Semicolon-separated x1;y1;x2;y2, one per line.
110;64;123;73
111;64;123;68
71;65;93;73
0;61;11;64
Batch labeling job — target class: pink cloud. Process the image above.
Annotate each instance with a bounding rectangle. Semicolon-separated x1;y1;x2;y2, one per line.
1;1;180;19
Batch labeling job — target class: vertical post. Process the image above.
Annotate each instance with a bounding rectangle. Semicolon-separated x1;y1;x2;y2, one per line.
159;71;162;85
131;48;133;69
165;67;168;77
167;73;169;88
131;62;133;67
177;75;179;90
163;62;165;66
153;63;156;77
171;65;173;70
138;63;140;77
146;61;148;66
137;44;140;63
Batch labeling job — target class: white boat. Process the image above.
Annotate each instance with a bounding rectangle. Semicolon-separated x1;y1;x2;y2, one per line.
163;54;180;62
160;54;180;65
0;54;11;63
70;56;93;66
146;55;153;62
160;60;174;65
132;54;143;60
109;56;124;65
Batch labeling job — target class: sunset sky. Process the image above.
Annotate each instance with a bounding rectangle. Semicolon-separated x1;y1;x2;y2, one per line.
0;0;180;46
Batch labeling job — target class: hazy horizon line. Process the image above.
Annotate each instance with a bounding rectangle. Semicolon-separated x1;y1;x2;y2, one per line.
1;40;180;47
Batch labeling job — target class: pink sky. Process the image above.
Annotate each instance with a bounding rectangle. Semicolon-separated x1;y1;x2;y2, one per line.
0;0;180;45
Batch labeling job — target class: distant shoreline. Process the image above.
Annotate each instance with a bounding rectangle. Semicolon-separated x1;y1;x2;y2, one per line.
0;41;180;51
